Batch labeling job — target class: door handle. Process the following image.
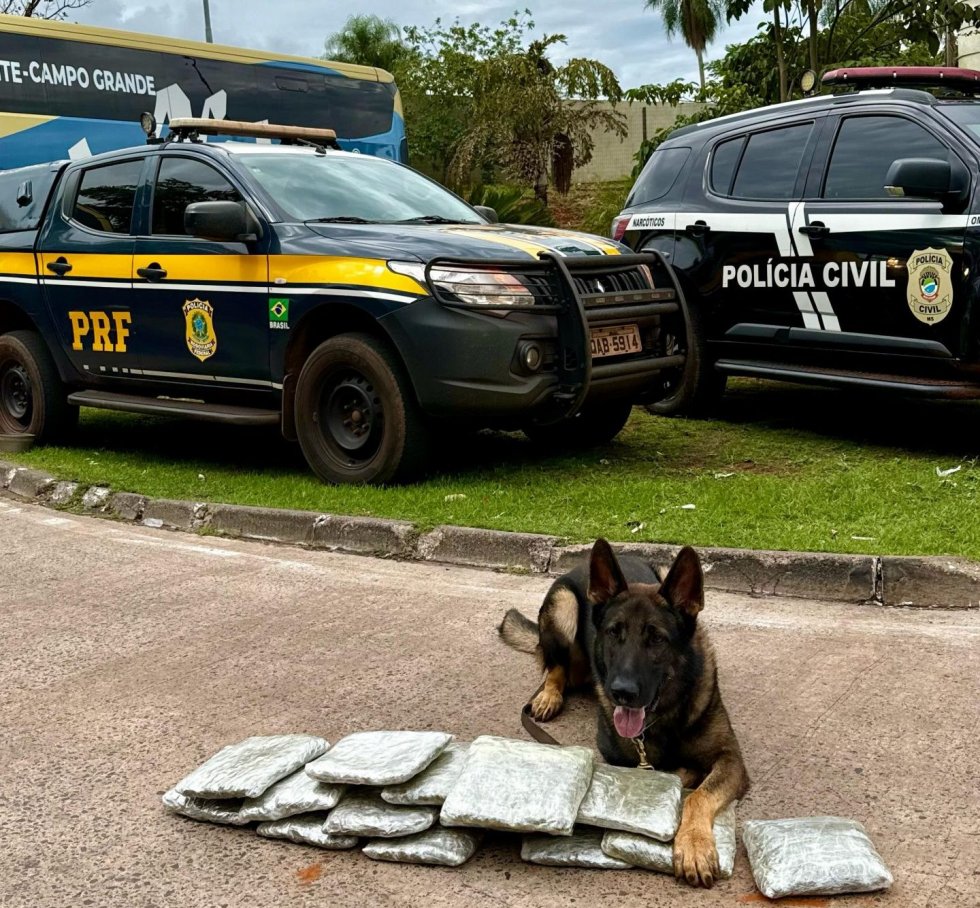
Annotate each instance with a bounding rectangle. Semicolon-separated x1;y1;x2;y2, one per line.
798;221;830;239
46;256;72;276
685;220;710;237
137;263;168;281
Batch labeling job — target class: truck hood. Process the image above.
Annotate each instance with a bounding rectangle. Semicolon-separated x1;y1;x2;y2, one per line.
299;221;624;261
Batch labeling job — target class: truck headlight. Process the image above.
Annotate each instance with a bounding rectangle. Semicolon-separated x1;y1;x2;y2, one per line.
388;261;537;307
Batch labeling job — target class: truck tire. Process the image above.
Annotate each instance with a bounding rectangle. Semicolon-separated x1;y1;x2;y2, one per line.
0;330;78;443
294;333;430;485
646;295;726;417
524;399;633;449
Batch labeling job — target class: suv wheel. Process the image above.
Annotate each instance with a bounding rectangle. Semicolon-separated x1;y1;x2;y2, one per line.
294;333;430;484
647;296;726;417
524;399;633;448
0;330;78;442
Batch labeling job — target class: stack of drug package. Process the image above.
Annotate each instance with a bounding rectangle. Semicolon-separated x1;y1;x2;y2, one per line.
162;731;725;871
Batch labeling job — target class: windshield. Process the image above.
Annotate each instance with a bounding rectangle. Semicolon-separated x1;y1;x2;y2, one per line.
938;102;980;141
236;152;483;224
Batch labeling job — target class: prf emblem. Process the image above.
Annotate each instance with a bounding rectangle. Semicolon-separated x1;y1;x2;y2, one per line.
182;299;217;362
907;248;953;325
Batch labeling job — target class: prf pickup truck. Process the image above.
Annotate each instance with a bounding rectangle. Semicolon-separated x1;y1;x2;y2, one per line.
0;118;684;484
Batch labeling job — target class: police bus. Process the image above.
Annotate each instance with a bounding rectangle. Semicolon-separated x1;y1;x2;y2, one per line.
0;14;406;170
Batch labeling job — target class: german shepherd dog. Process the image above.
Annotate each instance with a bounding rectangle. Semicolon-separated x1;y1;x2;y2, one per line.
499;539;749;888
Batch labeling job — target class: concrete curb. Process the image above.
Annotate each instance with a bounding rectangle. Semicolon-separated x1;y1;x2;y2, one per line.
1;459;977;610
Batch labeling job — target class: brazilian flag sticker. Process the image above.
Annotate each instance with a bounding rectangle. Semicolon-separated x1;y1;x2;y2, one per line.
269;297;290;330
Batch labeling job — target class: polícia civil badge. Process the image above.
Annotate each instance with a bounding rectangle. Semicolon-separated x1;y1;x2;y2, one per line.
907;248;953;325
183;299;217;362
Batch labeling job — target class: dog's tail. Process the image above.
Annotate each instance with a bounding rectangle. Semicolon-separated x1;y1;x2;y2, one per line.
498;608;540;653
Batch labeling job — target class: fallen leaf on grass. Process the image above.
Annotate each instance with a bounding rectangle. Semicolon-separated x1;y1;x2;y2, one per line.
936;465;961;478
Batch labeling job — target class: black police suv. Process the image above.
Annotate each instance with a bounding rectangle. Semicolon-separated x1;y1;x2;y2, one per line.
614;66;980;414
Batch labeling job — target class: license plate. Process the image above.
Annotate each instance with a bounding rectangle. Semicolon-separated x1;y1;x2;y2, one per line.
590;324;642;359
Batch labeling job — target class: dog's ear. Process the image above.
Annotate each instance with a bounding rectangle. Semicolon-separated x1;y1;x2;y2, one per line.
588;538;628;605
659;546;704;619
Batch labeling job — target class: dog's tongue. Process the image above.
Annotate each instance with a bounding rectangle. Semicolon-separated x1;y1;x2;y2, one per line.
613;706;646;739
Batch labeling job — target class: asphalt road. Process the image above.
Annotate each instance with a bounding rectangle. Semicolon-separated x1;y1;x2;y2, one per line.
1;497;978;908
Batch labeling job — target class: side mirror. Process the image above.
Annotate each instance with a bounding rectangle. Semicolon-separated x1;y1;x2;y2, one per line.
474;204;499;224
184;200;262;242
884;158;957;201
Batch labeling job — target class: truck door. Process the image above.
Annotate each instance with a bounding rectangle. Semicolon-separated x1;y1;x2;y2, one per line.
37;158;141;380
796;112;971;357
678;117;825;352
132;154;271;388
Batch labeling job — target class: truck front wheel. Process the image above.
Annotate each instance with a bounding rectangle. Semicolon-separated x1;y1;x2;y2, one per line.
0;330;78;443
294;333;430;484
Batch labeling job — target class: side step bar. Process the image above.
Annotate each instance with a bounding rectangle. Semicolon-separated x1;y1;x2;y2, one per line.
715;360;980;399
68;390;281;426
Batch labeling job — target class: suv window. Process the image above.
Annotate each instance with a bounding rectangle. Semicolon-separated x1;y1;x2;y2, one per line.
152;157;242;236
710;137;745;195
824;115;953;200
627;147;691;205
731;123;813;200
71;160;142;234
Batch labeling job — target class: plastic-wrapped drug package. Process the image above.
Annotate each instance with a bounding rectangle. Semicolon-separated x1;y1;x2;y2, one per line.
323;789;438;838
239;769;346;822
363;828;482;867
305;730;452;786
440;736;594;836
256;814;359;850
602;800;737;878
381;743;469;806
576;764;682;840
175;734;329;799
743;816;893;899
162;788;250;826
521;828;633;870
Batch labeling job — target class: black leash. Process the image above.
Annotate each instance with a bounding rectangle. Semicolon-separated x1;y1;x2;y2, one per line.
520;683;561;746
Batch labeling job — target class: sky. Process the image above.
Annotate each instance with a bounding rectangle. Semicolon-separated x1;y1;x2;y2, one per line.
73;0;767;91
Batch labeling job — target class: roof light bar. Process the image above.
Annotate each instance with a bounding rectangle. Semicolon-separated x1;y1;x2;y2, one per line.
166;118;339;146
822;67;980;94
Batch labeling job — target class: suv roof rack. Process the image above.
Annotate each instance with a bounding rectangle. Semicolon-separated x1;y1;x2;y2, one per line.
166;118;340;149
822;67;980;94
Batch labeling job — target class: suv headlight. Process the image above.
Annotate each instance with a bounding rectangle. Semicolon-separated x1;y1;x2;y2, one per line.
388;261;537;307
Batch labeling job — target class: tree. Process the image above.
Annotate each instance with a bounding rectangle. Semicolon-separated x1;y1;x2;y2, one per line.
399;12;626;203
644;0;725;91
628;0;967;175
1;0;89;16
322;14;411;73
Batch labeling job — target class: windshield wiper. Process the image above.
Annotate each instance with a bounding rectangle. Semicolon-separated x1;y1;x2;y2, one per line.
306;216;378;224
395;215;475;225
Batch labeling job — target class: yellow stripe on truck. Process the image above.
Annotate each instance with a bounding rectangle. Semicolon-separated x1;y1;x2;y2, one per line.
271;255;426;295
0;252;39;276
39;252;131;279
133;254;267;284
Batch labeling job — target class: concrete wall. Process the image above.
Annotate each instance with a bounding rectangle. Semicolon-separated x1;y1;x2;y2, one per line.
958;7;980;67
570;100;705;183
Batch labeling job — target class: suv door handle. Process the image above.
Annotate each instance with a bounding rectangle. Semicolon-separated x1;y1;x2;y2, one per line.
798;221;830;239
137;263;168;281
685;220;710;237
46;256;72;276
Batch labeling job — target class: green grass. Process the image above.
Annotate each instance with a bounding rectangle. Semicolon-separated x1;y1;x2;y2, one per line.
7;379;980;558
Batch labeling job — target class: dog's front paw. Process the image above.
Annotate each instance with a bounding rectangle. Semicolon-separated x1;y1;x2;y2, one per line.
529;686;563;721
673;826;720;888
